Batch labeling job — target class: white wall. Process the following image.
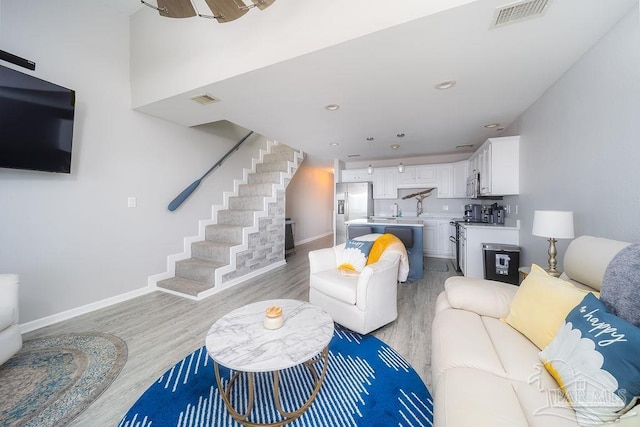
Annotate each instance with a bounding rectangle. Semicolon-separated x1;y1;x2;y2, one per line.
0;0;265;324
285;162;334;244
508;5;640;269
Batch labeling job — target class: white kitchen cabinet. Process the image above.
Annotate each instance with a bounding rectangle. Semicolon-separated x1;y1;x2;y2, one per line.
452;160;469;198
462;224;519;279
438;221;454;257
424;219;454;258
341;169;372;183
397;165;437;188
372;167;398;199
469;136;519;196
423;222;438;255
435;161;469;199
436;164;452;198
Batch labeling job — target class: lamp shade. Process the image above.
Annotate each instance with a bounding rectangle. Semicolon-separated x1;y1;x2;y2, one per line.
532;210;575;239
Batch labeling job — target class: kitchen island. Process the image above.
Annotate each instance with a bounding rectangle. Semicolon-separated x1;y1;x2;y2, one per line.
345;219;424;279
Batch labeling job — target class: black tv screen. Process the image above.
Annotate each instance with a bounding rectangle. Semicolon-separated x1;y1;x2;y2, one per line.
0;65;75;173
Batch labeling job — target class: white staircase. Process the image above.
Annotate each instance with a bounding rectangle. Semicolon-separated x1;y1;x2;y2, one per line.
153;142;304;300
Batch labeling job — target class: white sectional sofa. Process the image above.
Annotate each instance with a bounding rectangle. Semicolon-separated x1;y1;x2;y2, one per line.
431;236;639;427
0;274;22;365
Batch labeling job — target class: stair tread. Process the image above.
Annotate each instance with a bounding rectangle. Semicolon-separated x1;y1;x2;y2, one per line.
193;240;238;248
156;277;213;297
177;257;226;268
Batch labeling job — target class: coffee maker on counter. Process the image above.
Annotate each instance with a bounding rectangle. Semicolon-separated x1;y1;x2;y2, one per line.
465;203;505;224
486;203;506;224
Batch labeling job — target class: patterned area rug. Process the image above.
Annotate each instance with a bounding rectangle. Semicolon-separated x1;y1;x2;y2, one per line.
120;327;433;426
0;333;127;426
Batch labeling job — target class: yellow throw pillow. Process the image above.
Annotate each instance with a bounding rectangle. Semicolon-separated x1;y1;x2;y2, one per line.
504;264;593;349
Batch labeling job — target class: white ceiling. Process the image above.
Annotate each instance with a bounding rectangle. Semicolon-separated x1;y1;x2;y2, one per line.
118;0;637;168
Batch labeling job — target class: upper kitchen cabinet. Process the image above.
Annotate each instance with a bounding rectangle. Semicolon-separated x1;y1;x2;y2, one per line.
437;160;468;198
397;165;437;188
341;168;373;183
372;167;398;199
469;136;520;196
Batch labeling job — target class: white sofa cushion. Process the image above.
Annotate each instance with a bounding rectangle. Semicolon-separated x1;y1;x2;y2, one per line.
442;276;518;318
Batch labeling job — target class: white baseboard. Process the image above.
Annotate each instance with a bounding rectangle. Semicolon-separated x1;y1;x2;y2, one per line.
294;231;333;247
19;286;155;334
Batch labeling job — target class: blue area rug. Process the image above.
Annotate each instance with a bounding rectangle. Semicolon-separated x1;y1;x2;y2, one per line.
119;327;433;426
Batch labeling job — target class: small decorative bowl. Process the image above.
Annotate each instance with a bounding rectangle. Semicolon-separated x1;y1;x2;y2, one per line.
264;305;284;330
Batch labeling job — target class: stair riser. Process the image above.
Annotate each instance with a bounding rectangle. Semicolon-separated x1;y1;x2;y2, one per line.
205;225;243;243
218;210;255;226
248;172;282;184
262;152;295;163
191;244;230;264
229;197;265;211
176;262;216;285
238;183;273;197
270;144;296;154
256;161;290;173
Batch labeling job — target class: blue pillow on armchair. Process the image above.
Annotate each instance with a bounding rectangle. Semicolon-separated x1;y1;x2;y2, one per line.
338;239;374;273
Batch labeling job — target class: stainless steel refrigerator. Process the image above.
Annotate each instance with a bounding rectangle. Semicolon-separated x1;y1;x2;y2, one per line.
335;182;374;245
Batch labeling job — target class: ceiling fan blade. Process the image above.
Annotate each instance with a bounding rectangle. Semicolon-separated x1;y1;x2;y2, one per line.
250;0;276;11
157;0;197;18
203;0;250;23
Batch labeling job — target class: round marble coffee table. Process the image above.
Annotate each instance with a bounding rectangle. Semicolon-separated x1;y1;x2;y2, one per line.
205;299;334;426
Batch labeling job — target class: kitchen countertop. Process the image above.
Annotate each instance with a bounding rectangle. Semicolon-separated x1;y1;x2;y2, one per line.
459;219;520;230
346;218;425;227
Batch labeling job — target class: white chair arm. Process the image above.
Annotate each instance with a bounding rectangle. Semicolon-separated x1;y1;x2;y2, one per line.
356;252;401;312
0;274;20;322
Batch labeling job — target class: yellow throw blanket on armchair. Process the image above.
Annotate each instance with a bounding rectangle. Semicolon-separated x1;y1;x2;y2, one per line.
367;233;410;282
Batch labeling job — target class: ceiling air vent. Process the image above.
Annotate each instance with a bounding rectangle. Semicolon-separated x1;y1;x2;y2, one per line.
491;0;550;29
189;94;220;105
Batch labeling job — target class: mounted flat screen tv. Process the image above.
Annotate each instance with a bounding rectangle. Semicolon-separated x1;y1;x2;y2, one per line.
0;64;75;173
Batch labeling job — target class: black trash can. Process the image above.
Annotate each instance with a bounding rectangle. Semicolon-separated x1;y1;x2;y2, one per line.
285;218;295;256
482;243;520;285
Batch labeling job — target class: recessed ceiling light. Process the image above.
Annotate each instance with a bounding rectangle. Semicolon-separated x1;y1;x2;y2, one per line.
391;144;400;150
496;127;505;132
366;137;374;141
396;133;405;138
347;154;360;158
329;142;339;146
456;144;474;149
484;123;500;128
435;80;456;90
325;104;340;111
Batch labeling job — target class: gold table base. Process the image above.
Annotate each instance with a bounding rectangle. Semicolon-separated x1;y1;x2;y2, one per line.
214;347;329;427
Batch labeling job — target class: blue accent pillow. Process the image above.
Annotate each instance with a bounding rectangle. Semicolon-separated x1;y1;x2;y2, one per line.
338;239;375;273
539;293;640;425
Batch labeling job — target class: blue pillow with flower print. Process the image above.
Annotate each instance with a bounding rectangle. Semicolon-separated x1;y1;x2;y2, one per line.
338;239;374;273
539;293;640;426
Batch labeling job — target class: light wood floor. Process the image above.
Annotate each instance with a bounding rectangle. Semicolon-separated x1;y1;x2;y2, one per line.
23;235;459;426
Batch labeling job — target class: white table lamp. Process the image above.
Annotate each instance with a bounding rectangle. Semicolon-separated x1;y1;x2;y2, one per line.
532;210;575;277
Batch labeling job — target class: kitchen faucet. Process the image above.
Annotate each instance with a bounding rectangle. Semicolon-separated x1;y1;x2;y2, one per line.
401;188;434;217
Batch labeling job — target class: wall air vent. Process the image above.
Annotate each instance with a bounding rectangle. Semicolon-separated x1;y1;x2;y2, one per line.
189;94;220;105
491;0;550;29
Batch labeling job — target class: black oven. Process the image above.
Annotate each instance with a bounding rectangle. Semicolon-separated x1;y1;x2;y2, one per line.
449;220;462;272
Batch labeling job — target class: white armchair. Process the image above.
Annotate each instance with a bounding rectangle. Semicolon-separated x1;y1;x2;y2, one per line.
0;274;22;365
308;237;402;334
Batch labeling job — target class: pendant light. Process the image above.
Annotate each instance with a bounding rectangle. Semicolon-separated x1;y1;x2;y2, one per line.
367;164;374;175
397;162;405;173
